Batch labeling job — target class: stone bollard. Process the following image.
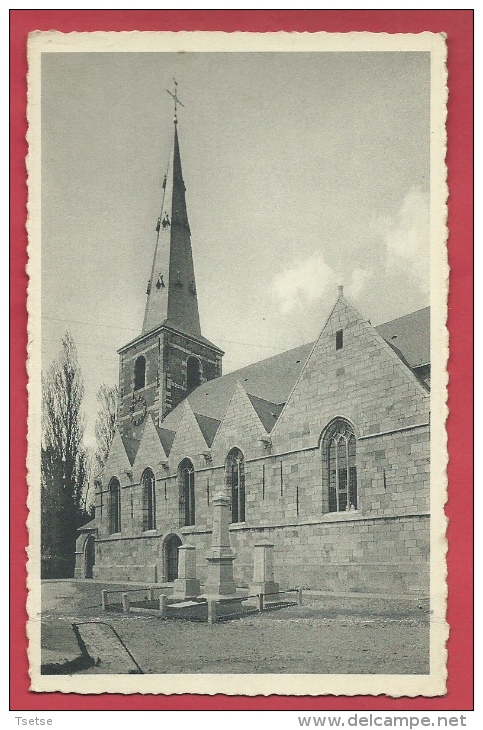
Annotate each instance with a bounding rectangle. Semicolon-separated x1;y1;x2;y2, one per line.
202;493;237;599
298;587;303;606
173;544;201;600
101;590;109;611
257;593;264;612
149;586;156;602
249;541;280;603
122;593;130;612
207;599;217;625
159;594;167;618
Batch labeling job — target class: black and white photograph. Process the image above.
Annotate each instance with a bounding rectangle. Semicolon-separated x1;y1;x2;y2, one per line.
27;31;448;696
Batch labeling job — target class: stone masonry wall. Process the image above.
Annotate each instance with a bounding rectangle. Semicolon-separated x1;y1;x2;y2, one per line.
94;514;429;594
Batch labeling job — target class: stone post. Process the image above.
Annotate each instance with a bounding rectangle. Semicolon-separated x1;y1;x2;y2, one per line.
122;593;130;612
202;493;237;599
173;544;201;600
159;594;168;618
249;541;279;603
207;599;217;624
101;590;109;611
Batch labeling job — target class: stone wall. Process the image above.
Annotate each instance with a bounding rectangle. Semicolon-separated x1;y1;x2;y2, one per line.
94;513;429;594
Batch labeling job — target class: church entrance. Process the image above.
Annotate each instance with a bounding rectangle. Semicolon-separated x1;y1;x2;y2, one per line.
85;535;95;579
165;534;182;582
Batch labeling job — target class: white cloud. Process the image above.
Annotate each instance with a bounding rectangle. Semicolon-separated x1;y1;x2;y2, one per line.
347;267;371;299
271;253;337;314
375;186;430;293
271;254;374;314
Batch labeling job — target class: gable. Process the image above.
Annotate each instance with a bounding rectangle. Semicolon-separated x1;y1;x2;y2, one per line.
103;428;133;480
272;296;430;450
211;381;269;461
132;414;168;481
168;400;210;468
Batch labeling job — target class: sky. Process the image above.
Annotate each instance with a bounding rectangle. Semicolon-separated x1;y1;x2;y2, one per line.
41;50;431;446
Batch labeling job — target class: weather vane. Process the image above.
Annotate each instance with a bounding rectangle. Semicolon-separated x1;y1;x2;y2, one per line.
166;78;185;123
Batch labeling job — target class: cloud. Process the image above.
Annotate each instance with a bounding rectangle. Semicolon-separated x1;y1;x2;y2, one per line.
272;253;375;314
347;267;371;299
271;253;337;314
374;186;430;293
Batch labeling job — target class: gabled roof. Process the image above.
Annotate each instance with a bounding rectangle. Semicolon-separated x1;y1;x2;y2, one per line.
77;518;97;532
160;306;430;432
162;341;313;433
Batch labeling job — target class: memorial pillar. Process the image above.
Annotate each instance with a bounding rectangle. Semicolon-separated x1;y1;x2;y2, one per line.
202;493;237;598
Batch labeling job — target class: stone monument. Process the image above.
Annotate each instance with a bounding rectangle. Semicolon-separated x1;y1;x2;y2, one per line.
249;541;280;603
172;544;201;600
202;493;237;598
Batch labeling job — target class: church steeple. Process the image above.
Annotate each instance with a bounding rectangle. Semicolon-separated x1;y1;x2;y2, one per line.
117;84;223;434
142;117;201;337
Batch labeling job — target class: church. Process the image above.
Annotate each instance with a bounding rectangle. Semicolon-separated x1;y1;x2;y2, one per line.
76;102;431;596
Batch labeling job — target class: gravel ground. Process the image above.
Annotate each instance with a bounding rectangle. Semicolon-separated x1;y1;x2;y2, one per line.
40;580;430;675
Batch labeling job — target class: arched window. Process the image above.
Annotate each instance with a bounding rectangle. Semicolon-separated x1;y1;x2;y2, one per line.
324;420;358;512
179;458;195;527
187;356;201;393
142;468;156;531
108;478;121;534
134;356;146;391
226;448;245;523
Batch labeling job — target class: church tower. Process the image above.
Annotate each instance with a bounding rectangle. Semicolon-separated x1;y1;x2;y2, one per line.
117;85;223;441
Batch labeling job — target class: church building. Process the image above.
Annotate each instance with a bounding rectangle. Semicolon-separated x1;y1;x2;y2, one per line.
77;103;431;596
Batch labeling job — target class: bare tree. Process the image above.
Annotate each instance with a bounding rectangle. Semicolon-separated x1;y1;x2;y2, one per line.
94;383;118;472
41;332;89;577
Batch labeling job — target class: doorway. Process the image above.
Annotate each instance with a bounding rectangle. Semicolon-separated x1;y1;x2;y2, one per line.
165;534;182;582
85;534;95;578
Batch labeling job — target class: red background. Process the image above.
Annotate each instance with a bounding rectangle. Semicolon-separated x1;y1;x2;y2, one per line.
10;10;473;711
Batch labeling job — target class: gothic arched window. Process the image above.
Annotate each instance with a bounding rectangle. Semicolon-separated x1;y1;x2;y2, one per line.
187;356;201;393
226;448;246;523
134;355;146;391
324;420;358;512
109;477;121;534
142;468;156;531
179;458;195;527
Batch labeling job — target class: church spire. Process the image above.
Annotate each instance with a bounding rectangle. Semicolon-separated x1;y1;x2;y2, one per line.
142;84;201;337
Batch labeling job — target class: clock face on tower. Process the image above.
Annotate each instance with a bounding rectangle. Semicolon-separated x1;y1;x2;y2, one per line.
130;394;147;426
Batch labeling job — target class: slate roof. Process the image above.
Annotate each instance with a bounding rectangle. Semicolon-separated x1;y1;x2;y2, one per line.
155;424;176;455
161;341;313;433
160;306;430;436
77;518;97;532
247;394;284;433
193;413;221;447
121;433;141;466
375;307;430;367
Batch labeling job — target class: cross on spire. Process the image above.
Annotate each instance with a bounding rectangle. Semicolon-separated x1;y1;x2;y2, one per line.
166;78;185;124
